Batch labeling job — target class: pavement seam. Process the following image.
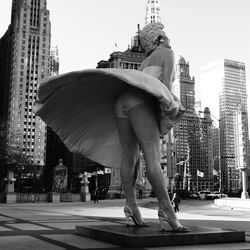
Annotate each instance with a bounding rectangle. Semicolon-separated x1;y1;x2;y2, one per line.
31;234;80;250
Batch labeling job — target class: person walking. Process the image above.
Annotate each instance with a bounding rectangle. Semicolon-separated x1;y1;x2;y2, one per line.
93;188;99;203
138;188;143;200
172;192;181;213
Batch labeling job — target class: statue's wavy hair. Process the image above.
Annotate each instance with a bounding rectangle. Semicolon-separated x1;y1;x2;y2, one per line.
139;22;170;55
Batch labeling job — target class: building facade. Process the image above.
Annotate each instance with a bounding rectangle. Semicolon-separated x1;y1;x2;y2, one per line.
201;59;249;192
173;56;214;191
97;25;146;70
0;0;51;167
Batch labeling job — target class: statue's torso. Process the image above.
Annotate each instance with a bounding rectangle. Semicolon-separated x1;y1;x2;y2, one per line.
141;65;163;82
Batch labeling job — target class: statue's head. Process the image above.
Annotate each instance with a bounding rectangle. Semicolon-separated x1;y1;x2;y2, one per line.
139;22;170;55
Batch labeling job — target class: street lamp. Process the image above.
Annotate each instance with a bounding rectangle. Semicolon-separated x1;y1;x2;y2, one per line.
176;156;190;190
217;122;222;196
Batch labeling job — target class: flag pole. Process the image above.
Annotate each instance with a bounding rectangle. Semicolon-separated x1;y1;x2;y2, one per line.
196;170;198;192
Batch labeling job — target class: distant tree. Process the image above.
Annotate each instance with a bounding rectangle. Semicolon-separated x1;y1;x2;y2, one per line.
0;120;31;192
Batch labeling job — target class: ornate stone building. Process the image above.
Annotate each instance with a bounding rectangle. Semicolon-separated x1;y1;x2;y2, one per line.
172;56;214;191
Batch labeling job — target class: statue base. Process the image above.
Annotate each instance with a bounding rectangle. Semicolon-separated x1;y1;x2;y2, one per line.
81;192;91;202
75;222;245;248
5;192;16;204
49;192;60;203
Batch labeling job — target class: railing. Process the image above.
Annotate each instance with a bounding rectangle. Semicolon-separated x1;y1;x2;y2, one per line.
16;193;48;203
60;193;81;202
1;192;83;203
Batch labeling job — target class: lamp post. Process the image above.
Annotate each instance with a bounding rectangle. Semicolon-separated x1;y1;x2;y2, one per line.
176;158;189;190
217;124;222;196
234;109;249;199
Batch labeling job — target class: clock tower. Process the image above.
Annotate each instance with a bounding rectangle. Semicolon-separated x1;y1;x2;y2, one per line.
145;0;161;25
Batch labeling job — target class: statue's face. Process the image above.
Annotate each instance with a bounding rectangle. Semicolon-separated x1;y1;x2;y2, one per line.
159;35;171;48
143;43;153;54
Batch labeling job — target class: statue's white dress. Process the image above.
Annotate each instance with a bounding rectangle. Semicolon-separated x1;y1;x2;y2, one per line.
34;68;184;169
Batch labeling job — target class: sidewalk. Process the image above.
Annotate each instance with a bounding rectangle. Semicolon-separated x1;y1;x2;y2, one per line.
0;198;249;249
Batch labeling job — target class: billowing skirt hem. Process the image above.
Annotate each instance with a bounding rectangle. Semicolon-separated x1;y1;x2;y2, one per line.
34;68;184;169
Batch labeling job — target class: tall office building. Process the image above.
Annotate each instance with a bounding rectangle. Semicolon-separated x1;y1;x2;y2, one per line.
145;0;161;25
173;56;213;191
0;0;51;167
200;59;249;191
173;56;195;173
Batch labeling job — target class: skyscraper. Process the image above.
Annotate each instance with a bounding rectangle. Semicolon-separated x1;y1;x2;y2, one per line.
145;0;161;25
173;56;195;173
0;0;51;166
200;59;249;191
0;0;51;171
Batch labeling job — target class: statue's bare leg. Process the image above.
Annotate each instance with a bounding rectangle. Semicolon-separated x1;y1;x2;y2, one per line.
117;117;139;205
127;102;186;230
116;117;148;226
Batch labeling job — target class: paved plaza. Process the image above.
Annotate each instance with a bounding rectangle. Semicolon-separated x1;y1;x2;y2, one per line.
0;198;250;249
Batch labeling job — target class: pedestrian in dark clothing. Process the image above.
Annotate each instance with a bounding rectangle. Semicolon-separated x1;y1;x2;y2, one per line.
138;189;143;200
93;188;99;203
172;192;180;212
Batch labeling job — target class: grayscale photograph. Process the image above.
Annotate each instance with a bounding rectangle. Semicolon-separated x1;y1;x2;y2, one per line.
0;0;250;249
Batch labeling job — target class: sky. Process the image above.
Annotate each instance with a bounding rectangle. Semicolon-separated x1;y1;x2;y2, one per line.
0;0;250;118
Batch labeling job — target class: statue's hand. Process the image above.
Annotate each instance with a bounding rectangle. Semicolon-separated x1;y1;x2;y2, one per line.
160;98;184;120
168;101;179;118
158;94;185;135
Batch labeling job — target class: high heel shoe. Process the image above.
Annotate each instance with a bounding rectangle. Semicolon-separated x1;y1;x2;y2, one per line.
124;205;149;227
158;209;189;232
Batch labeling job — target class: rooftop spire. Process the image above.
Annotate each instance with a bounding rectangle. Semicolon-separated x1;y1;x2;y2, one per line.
130;24;144;53
145;0;161;25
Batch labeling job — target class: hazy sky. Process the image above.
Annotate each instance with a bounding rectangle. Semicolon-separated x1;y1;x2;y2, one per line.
1;0;250;115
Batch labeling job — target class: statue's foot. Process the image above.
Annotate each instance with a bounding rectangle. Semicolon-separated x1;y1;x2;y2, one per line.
124;205;150;227
158;209;190;232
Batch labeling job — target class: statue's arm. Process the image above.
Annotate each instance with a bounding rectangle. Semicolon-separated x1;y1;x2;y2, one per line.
161;48;176;91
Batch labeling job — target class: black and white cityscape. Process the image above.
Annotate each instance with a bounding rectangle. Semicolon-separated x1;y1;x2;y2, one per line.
0;0;250;249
